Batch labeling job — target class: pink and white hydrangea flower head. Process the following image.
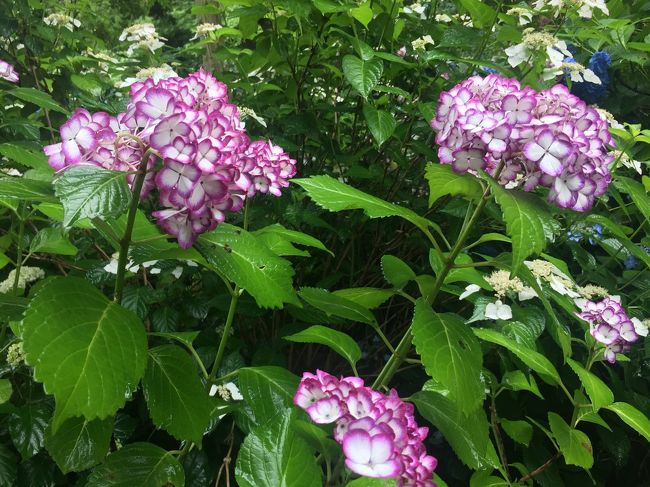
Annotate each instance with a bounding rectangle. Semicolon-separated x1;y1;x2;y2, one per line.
43;68;297;248
294;370;438;486
578;296;639;363
431;74;614;212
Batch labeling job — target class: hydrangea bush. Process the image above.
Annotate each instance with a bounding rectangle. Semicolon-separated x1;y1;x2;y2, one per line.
1;0;650;486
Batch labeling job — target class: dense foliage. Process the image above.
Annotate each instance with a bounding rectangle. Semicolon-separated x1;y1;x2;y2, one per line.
1;0;650;485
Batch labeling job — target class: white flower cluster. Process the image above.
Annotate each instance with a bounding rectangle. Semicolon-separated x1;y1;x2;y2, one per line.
119;23;166;56
239;107;267;128
115;64;178;88
191;23;222;40
209;382;243;401
505;29;572;68
403;3;427;19
506;7;534;25
6;342;25;366
411;35;435;50
44;13;81;31
533;0;609;19
434;13;473;26
0;266;45;294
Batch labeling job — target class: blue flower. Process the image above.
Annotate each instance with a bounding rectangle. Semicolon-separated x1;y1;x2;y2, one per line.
481;66;498;74
624;255;638;269
593;223;603;235
571;51;611;104
567;230;583;242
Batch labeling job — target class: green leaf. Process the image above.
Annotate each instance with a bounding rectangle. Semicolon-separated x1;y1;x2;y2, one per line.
142;345;213;444
501;419;533;446
473;328;561;384
238;366;299;425
0;295;28;322
198;224;299;309
0;177;56;201
614;176;650;222
235;408;322;487
332;287;395;309
425;163;483;206
284;325;361;370
293;175;433;233
604;402;650;443
412;390;498;469
548;412;593;469
342;55;383;98
458;0;496;28
487;180;555;274
44;416;112;473
299;287;376;324
53;166;131;228
501;370;543;399
0;379;11;404
381;254;416;289
346;479;396;486
8;401;51;460
0;143;50;170
313;0;351;13
412;300;485;414
0;443;17;486
363;104;396;147
10;87;69;114
29;227;78;256
349;0;373;27
254;224;332;256
22;277;148;430
566;358;614;411
87;442;185;487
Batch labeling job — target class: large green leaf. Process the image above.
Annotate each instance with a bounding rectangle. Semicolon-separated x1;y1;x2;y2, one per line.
238;366;299;425
254;224;332;256
363;104;396;146
473;328;561;384
381;254;416;289
614;176;650;222
22;277;148;430
87;442;185;487
293;175;432;232
0;143;50;170
500;419;533;446
235;408;322;487
53;165;132;228
8;401;51;460
29;227;78;256
412;300;484;414
425;163;483;206
0;177;56;201
412;390;499;469
0;379;11;404
548;413;593;469
10;87;69;114
198;224;299;309
142;345;213;444
299;287;375;324
0;443;17;487
566;359;614;412
342;55;383;98
487;180;555;274
604;402;650;443
44;416;112;473
458;0;496;28
284;325;361;370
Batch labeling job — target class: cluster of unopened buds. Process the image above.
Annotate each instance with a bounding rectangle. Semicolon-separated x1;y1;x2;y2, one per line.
44;68;296;248
0;60;19;83
578;296;645;363
432;74;613;212
294;370;438;486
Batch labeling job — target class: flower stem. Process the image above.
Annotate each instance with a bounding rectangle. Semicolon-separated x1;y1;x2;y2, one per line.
11;202;27;295
113;155;150;303
372;174;496;389
209;286;241;382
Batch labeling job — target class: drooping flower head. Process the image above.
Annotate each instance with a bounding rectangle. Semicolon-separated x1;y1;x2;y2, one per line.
578;296;640;363
431;74;614;212
0;60;19;83
294;370;438;486
43;68;297;248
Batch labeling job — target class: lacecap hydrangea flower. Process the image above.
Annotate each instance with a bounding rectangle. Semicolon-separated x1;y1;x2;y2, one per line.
44;68;297;248
578;296;643;363
0;60;19;83
431;74;614;212
294;370;438;486
570;51;611;104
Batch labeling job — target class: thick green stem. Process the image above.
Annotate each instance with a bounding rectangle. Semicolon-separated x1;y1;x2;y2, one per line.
372;177;495;389
209;286;241;381
12;202;27;295
113;155;150;303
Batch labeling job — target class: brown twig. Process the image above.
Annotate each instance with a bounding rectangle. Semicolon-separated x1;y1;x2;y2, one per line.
215;421;236;487
518;453;561;483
